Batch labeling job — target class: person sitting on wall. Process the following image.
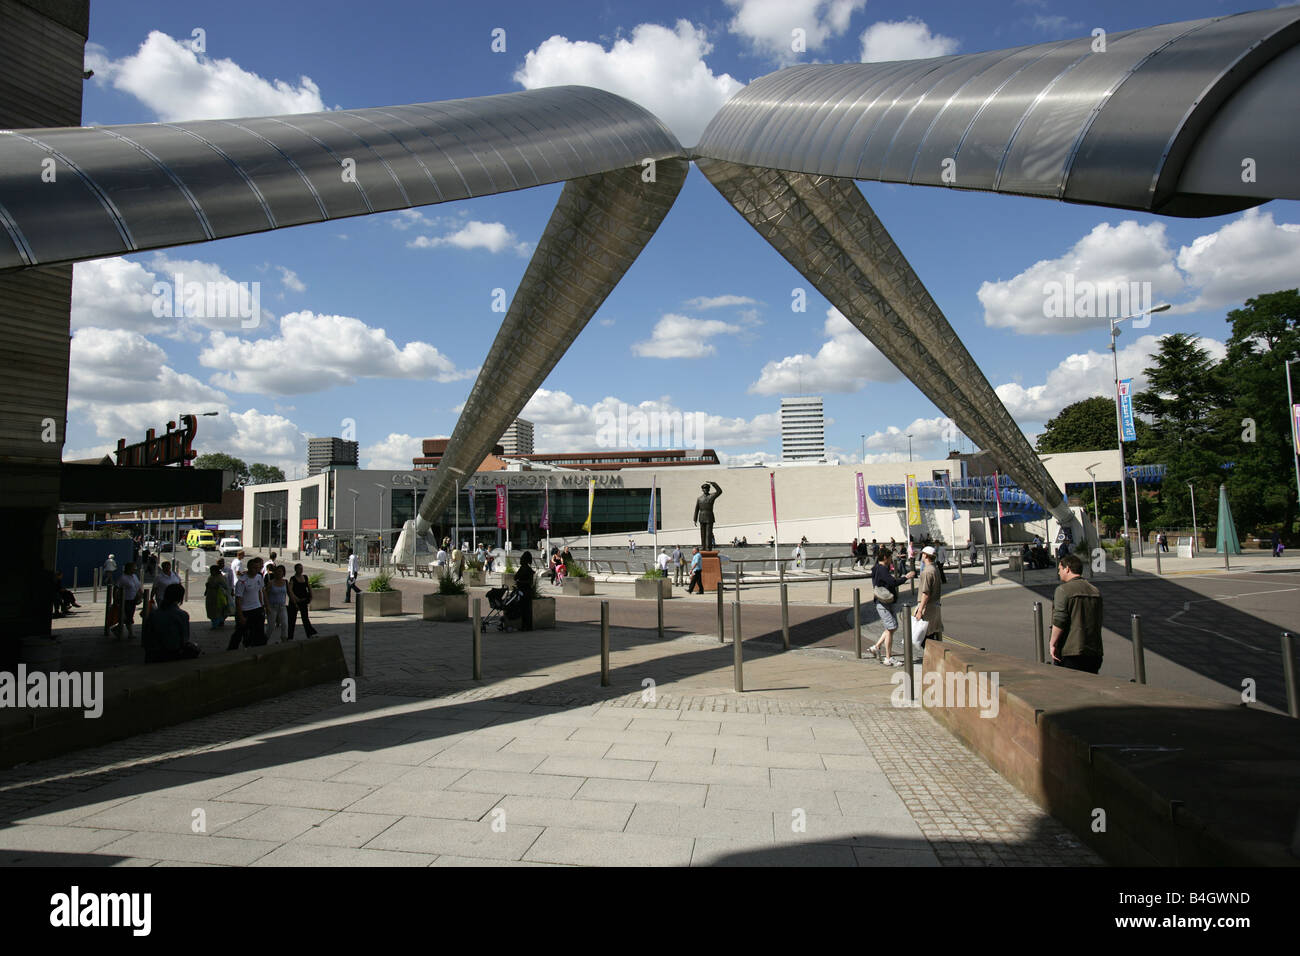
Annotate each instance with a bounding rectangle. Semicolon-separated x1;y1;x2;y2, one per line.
143;583;200;662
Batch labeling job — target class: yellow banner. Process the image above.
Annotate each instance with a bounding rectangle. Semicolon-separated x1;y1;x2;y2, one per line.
905;474;921;527
582;478;595;532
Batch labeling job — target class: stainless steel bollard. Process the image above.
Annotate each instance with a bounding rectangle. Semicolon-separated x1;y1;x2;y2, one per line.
984;546;993;585
779;563;785;585
1124;540;1132;576
957;560;963;587
600;600;610;687
1131;614;1146;684
732;602;743;693
472;597;481;681
734;568;741;604
1282;632;1299;719
853;588;862;660
1019;556;1025;584
656;586;664;641
902;603;915;701
780;583;790;651
1224;547;1230;571
354;593;364;678
1033;601;1045;664
827;567;834;603
716;582;725;644
1155;545;1162;575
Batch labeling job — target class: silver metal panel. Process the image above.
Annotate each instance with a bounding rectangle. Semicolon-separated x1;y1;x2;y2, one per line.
852;58;963;180
0;87;684;272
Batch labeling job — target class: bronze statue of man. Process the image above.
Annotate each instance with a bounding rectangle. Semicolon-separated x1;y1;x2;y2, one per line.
693;481;722;551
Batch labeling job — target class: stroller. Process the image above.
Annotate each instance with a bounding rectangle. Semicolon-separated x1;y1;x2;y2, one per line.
484;587;525;631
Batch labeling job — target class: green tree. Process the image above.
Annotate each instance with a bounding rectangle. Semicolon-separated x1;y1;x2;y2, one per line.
1036;396;1118;453
249;463;286;484
1219;289;1300;535
194;452;250;489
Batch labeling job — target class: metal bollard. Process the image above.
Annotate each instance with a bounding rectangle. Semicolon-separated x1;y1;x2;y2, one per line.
1155;545;1162;575
902;603;915;701
780;583;790;651
984;546;993;585
354;593;364;678
716;582;725;644
732;602;743;693
827;567;834;603
779;563;785;585
957;560;963;587
1124;540;1132;576
1018;557;1025;585
734;568;741;604
1131;614;1146;684
656;586;664;641
1033;601;1045;664
600;600;610;686
1224;547;1230;571
1282;632;1299;719
184;569;190;597
853;588;862;660
472;597;481;680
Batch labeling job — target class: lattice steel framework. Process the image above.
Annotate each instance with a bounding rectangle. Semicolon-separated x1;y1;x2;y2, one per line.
696;157;1072;525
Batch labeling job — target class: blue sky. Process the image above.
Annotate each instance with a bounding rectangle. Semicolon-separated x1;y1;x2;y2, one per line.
63;0;1300;476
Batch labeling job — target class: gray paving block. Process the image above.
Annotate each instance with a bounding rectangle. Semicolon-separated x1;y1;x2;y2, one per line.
604;743;716;764
833;789;914;818
216;777;374;811
474;722;572;740
532;756;655;781
712;749;824;770
574;777;706;807
229;754;361;781
0;824;134;854
429;855;564;866
703;785;842;815
523;826;694;866
423;748;548;773
212;806;332;842
567;727;672;747
386;766;473;791
327;761;427;786
294;810;401;847
449;770;584;799
252;843;435;867
625;803;774;842
78;795;266;835
650;762;771;787
501;738;611;758
345;787;500;821
767;736;871;755
488;795;635;831
769;768;894;792
671;731;766;751
96;830;280;866
820;753;885;772
693;838;858;867
774;812;926;846
365;815;542;860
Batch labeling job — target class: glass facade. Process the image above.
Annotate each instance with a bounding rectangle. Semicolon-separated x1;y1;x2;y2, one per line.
431;488;663;549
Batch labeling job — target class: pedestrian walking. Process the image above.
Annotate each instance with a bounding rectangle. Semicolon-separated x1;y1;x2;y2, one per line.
869;548;915;666
1050;553;1104;673
115;562;143;639
656;549;671;575
288;564;318;639
913;546;944;653
687;547;704;594
152;560;181;610
344;550;362;603
231;557;267;649
204;565;230;628
265;565;289;642
672;544;684;585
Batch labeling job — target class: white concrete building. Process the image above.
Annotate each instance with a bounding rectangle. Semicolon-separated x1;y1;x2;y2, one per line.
781;397;825;461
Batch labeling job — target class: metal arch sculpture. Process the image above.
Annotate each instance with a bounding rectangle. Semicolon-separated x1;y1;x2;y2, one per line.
693;6;1300;527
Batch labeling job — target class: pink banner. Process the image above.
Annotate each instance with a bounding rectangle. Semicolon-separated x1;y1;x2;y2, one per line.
770;472;778;538
495;483;507;529
855;472;869;527
1294;404;1300;455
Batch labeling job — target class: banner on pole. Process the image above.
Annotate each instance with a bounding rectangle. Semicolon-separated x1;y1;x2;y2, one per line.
467;487;476;529
856;472;870;527
939;472;960;520
495;484;506;530
540;483;549;531
1118;378;1137;442
1293;404;1300;455
582;478;595;533
770;472;778;539
905;474;921;527
993;471;1003;521
647;476;657;535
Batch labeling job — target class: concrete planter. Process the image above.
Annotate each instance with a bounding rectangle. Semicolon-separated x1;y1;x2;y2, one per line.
562;577;595;596
634;578;672;600
360;589;403;618
423;593;468;622
463;571;484;588
498;571;516;589
310;586;332;610
532;596;556;629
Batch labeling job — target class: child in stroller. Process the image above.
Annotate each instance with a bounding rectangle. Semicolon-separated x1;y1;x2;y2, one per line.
484;586;525;631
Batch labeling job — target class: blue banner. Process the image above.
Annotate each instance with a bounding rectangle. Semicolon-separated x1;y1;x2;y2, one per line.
647;476;657;534
1118;378;1137;442
939;472;960;520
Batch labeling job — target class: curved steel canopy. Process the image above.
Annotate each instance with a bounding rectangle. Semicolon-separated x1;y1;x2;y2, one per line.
0;86;685;271
694;6;1300;216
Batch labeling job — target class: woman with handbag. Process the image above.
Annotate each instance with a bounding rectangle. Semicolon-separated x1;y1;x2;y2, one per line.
869;548;915;666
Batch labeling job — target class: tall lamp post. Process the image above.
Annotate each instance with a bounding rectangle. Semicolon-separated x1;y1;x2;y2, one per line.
907;434;913;462
1131;472;1143;556
1084;462;1102;548
1187;481;1198;556
348;489;360;566
373;483;388;569
1109;303;1171;548
254;503;265;550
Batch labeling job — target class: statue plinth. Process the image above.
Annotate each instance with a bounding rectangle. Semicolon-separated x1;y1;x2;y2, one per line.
700;550;722;593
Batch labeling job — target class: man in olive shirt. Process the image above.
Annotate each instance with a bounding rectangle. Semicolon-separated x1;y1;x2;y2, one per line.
1050;553;1103;673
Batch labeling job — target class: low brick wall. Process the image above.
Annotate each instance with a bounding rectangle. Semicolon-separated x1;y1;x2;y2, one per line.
0;636;348;769
921;642;1300;866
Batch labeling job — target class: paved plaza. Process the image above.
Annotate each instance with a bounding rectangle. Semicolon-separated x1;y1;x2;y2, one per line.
1;584;1110;867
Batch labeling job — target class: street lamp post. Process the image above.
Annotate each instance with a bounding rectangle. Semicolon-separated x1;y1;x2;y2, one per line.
860;433;865;464
1109;303;1171;550
348;489;360;567
907;434;913;462
1188;482;1198;556
373;483;387;570
1132;473;1143;556
1084;462;1102;548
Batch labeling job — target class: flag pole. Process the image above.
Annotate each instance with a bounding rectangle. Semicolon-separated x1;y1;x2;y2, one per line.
544;476;551;559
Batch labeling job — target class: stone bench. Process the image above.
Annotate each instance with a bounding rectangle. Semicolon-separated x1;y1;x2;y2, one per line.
920;642;1300;866
0;635;348;770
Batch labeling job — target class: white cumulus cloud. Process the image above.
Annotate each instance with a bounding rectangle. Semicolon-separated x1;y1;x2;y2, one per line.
632;314;742;359
361;433;425;471
1177;208;1300;313
407;220;531;256
514;20;743;146
859;18;959;61
84;31;326;121
749;307;902;394
725;0;867;60
685;294;758;309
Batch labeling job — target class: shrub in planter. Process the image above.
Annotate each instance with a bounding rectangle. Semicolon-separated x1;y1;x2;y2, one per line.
424;574;468;621
361;573;402;616
635;572;672;599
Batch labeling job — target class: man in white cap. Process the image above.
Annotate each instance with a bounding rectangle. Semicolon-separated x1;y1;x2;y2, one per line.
914;545;944;652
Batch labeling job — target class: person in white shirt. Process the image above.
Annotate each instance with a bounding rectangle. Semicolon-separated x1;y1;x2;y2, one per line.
435;547;448;567
233;557;268;647
792;543;805;569
656;550;670;574
230;551;244;579
345;550;362;602
152;560;181;609
114;562;143;638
